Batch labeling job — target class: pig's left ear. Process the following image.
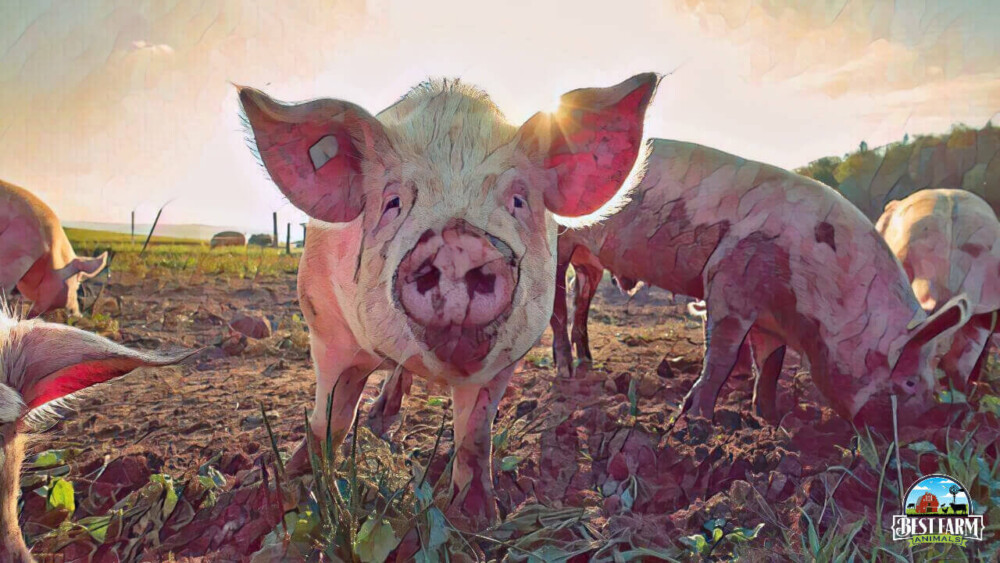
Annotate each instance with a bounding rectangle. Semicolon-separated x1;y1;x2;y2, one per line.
10;321;195;413
893;294;973;366
71;252;108;281
518;73;660;217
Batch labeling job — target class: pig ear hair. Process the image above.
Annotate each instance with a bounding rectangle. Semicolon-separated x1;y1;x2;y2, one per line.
4;318;198;422
518;73;661;218
237;86;391;224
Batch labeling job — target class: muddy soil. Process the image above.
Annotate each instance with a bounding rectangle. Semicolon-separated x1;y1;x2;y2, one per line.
20;271;1000;561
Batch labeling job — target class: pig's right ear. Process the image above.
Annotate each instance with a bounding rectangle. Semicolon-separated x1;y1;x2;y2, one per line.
238;87;391;223
9;321;197;414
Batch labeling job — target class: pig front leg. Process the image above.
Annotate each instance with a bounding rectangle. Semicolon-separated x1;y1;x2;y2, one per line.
285;336;379;478
943;311;997;391
550;260;575;378
748;328;787;424
680;310;753;421
447;363;515;530
570;263;602;364
367;366;413;438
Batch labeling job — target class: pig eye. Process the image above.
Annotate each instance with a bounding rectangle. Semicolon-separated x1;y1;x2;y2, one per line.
384;197;401;212
513;196;525;209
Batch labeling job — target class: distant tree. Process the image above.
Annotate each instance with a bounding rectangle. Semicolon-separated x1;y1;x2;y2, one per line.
949;484;960;504
902;133;909;145
795;156;843;189
859;140;868;153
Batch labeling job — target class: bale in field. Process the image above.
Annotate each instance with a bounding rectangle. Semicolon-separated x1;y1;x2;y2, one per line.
210;231;246;249
0;180;109;318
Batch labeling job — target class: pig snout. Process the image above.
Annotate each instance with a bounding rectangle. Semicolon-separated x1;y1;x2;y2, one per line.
395;220;518;370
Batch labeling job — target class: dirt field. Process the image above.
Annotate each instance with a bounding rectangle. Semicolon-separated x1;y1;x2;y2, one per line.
17;265;1000;561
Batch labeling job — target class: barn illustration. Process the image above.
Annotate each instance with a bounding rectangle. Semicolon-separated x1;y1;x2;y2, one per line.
915;492;940;514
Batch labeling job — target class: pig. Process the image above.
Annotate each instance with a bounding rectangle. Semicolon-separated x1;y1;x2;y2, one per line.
0;180;109;318
0;304;192;561
237;73;659;527
548;138;972;427
875;189;1000;392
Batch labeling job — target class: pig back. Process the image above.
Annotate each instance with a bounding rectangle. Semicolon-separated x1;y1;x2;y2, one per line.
877;189;1000;314
0;181;66;290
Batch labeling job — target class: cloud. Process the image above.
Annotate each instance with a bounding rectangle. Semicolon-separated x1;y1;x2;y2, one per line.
130;40;174;55
913;485;929;490
673;0;1000;98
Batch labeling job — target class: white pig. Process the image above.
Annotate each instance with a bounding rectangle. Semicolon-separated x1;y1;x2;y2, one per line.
0;180;108;318
238;74;659;527
876;189;1000;392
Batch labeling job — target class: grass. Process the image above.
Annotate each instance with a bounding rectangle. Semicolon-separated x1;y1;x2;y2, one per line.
67;228;300;280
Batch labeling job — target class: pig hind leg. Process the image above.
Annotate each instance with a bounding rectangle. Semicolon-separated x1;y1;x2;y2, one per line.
748;328;787;424
681;310;754;420
571;262;603;364
448;362;515;529
550;259;575;377
367;366;413;438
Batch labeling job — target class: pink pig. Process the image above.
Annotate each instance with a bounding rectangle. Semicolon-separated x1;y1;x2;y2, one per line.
238;74;658;527
0;305;192;561
1;180;108;318
550;139;972;427
875;189;1000;393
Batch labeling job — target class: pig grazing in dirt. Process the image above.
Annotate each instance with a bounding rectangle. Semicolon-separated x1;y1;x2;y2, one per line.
0;180;109;318
875;189;1000;392
238;74;658;527
550;139;972;427
0;305;192;561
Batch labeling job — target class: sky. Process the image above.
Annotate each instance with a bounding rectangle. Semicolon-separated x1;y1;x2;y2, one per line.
1;0;998;233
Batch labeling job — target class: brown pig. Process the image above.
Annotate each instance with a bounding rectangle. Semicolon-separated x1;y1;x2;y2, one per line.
0;305;193;561
550;139;972;427
0;180;108;318
238;74;659;528
875;189;1000;392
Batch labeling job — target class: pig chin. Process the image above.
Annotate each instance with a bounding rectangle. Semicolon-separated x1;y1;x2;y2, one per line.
391;224;519;376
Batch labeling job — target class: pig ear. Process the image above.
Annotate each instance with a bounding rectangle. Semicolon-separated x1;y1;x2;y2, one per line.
9;321;195;412
517;73;660;217
895;294;973;365
71;252;108;281
238;87;391;223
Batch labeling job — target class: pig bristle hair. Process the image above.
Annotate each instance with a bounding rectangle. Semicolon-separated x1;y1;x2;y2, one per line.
0;301;114;432
237;106;273;182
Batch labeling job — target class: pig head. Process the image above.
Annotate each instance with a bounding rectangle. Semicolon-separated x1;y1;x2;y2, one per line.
239;74;658;527
876;188;1000;391
1;180;108;318
0;305;193;560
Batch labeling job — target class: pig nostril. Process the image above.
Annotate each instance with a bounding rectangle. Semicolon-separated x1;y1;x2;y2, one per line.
414;265;440;295
465;266;496;297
